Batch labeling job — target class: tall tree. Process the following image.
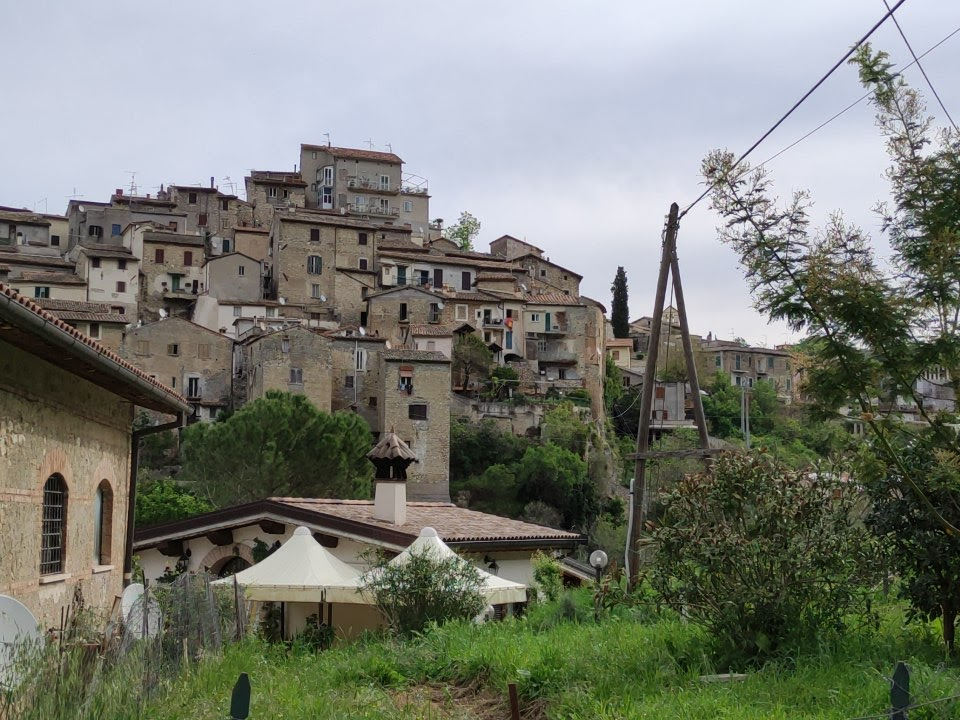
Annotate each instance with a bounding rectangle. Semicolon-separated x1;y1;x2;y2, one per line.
452;333;493;392
445;211;481;251
702;44;960;649
179;391;373;506
610;266;630;338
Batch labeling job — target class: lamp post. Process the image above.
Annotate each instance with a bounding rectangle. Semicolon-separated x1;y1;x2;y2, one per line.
589;549;608;622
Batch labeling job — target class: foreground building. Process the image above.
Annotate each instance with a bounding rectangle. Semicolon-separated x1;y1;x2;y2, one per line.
0;284;186;631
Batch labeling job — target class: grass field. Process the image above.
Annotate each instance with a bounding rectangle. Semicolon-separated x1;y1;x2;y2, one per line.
136;590;960;720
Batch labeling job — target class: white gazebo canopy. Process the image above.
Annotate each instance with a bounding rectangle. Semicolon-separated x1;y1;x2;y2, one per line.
375;527;527;605
212;526;363;603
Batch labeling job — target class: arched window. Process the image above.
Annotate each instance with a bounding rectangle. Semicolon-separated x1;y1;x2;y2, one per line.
93;480;113;566
40;474;68;575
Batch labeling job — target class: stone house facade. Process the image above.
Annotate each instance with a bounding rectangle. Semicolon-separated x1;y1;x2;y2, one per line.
121;317;233;421
74;243;139;316
701;338;794;400
34;298;129;353
140;230;206;319
243;171;306;229
204;252;263;303
326;329;388;433
236;326;333;412
4;270;87;301
380;349;451;501
0;283;187;632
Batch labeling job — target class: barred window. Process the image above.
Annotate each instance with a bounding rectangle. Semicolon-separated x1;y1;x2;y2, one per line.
41;474;68;575
94;480;113;566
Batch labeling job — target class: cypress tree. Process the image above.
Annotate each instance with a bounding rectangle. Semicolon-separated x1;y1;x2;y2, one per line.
611;266;629;338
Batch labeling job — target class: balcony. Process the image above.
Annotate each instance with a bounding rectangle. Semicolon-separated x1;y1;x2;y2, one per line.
347;203;400;217
347;177;398;195
540;324;568;336
482;317;506;328
537;347;579;363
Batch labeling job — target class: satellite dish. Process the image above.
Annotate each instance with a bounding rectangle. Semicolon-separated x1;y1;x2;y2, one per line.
278;297;286;305
0;595;40;689
437;302;444;309
120;584;162;639
319;295;326;303
158;309;168;318
358;326;366;337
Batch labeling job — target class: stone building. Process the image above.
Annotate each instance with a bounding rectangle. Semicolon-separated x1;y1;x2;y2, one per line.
270;209;379;326
701;337;794;400
233;226;270;262
121;317;233;421
243;170;306;229
235;326;333;412
0;283;187;631
73;242;139;316
380;349;451;501
67;192;186;252
34;298;129;353
325;327;388;433
204;252;264;303
140;230;206;319
4;269;86;301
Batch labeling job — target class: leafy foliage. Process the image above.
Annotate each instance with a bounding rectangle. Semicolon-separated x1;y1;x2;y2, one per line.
611;266;630;338
136;473;214;526
360;550;486;636
530;550;564;603
487;365;519;400
650;452;882;665
449;419;529;481
444;211;481;251
516;444;598;531
452;333;493;391
603;354;623;413
541;402;592;459
179;391;373;507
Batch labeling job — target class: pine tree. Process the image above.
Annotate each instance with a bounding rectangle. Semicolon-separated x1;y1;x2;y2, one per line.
611;266;630;338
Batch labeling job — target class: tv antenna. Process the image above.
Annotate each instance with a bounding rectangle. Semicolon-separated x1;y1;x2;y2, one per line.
124;171;139;195
364;138;374;150
221;176;238;195
66;187;84;200
323;132;331;147
34;198;47;213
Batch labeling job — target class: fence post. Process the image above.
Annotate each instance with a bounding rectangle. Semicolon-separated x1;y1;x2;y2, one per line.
230;672;251;719
508;682;520;720
891;662;909;720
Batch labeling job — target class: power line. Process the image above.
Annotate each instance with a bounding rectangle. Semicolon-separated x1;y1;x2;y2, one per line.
882;0;958;131
679;0;910;220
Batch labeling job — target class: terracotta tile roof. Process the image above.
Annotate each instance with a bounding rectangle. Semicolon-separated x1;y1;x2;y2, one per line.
275;209;379;229
0;252;75;270
12;270;86;285
35;298;112;313
170;185;219;194
301;144;403;164
382;349;450;363
0;211;51;227
409;323;454;337
475;272;516;282
379;249;509;271
142;230;205;247
0;283;187;413
606;338;634;347
248;170;307;187
367;432;417;461
79;243;136;260
234;226;270;234
54;311;129;324
272;498;581;543
514;253;583;278
379;238;429;252
523;292;584;306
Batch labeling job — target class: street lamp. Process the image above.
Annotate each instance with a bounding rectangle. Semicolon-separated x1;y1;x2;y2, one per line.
589;549;609;623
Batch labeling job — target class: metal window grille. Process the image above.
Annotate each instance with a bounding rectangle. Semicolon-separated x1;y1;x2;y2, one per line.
41;474;67;575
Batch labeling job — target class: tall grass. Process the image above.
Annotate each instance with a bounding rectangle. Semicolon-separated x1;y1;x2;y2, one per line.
133;591;960;720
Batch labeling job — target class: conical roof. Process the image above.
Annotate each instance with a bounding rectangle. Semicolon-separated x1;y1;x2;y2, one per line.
367;431;417;461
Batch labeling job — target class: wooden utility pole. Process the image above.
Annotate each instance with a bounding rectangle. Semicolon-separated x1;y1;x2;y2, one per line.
627;203;712;589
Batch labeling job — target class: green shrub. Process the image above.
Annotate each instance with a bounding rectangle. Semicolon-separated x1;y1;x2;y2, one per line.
650;452;882;666
531;550;564;603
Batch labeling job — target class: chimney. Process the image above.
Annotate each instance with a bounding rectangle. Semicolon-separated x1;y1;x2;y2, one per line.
367;431;417;526
115;188;123;196
210;176;215;189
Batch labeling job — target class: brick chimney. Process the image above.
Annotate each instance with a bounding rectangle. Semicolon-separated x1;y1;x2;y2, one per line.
367;431;417;526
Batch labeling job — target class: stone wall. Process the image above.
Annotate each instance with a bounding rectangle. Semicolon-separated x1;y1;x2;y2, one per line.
0;340;133;631
241;327;333;413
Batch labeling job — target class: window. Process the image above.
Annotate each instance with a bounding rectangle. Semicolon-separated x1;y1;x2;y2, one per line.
355;348;368;371
198;214;208;227
558;368;568;380
167;343;180;356
281;337;290;353
426;340;436;351
50;234;60;247
359;232;368;246
540;269;546;277
265;307;276;318
310;228;320;242
232;305;242;317
403;200;413;213
268;186;278;198
222;238;232;252
409;404;428;420
282;189;289;199
734;375;742;387
505;330;513;349
187;377;200;398
655;386;665;399
455;304;468;321
307;255;322;274
379;174;390;190
429;303;441;323
321;166;333;184
111;306;124;314
354;195;365;210
118;259;127;270
40;474;67;575
188;192;198;204
155;248;165;263
715;354;722;368
111;223;121;236
171;376;176;388
93;481;113;565
563;274;569;280
399;376;413;393
238;265;246;277
735;354;741;370
219;198;229;211
360;310;368;327
537;339;547;352
368;396;377;407
418;270;430;286
613;350;620;361
184;251;193;265
92;257;101;269
197;343;210;359
461;271;471;290
361;287;368;298
530;313;540;323
359;258;368;270
88;322;101;339
767;356;775;369
221;218;230;230
311;283;322;299
344;375;354;389
89;225;103;238
34;287;50;299
289;367;303;384
399;303;408;321
136;340;150;355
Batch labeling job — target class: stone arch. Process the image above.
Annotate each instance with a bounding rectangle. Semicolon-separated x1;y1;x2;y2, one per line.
38;447;73;498
200;543;256;576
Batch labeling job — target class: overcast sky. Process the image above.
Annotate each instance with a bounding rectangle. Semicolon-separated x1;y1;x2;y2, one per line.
3;1;958;346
